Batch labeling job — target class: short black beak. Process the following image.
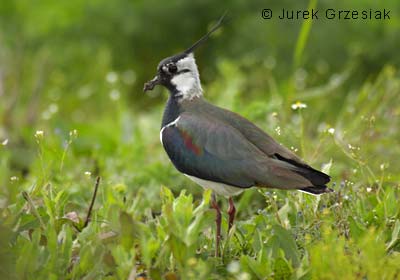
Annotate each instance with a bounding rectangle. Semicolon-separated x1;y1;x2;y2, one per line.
143;75;160;92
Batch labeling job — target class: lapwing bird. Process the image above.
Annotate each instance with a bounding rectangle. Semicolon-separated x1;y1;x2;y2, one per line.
144;16;332;256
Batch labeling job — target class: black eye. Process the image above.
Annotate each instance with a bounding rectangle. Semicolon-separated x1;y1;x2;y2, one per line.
168;64;177;73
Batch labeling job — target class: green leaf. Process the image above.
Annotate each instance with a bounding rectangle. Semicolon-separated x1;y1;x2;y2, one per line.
240;255;271;279
273;254;293;280
119;211;137;250
266;224;300;267
387;219;400;251
160;185;174;205
293;0;318;68
348;216;365;240
173;191;193;229
17;213;41;232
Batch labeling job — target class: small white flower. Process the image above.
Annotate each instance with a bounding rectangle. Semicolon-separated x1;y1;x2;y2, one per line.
64;211;80;223
41;103;59;120
48;103;58;114
109;89;120;101
1;139;8;146
35;130;44;138
69;129;78;138
106;71;118;83
348;144;360;151
84;171;92;176
41;111;51;120
366;187;372;193
10;176;18;181
237;272;251;280
328;128;335;135
227;261;240;274
291;101;307;110
274;126;281;135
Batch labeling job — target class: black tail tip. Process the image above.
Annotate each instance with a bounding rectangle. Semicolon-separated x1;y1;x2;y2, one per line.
300;186;334;195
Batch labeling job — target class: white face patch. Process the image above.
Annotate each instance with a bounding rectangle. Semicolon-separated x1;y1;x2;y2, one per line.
171;53;203;100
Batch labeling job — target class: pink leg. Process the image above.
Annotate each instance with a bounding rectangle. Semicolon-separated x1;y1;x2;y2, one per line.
228;197;236;233
211;194;221;257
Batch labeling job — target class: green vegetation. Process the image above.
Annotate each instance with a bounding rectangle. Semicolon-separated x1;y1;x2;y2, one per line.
1;0;400;279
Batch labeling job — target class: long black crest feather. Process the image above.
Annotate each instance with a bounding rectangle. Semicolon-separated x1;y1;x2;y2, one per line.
184;12;229;54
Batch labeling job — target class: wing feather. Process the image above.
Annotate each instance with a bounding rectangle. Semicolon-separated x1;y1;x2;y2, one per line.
161;112;320;190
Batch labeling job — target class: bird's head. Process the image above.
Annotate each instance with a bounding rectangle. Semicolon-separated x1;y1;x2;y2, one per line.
144;14;226;100
144;52;202;99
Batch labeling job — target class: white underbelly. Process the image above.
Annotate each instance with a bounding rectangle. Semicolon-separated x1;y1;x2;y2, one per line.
185;174;245;197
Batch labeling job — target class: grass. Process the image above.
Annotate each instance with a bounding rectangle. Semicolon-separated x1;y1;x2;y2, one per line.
1;61;400;279
1;2;400;277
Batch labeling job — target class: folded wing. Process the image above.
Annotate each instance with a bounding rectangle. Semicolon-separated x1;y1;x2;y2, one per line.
161;112;331;193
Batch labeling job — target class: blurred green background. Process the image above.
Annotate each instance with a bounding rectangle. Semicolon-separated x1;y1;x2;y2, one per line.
1;0;399;186
1;0;400;279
